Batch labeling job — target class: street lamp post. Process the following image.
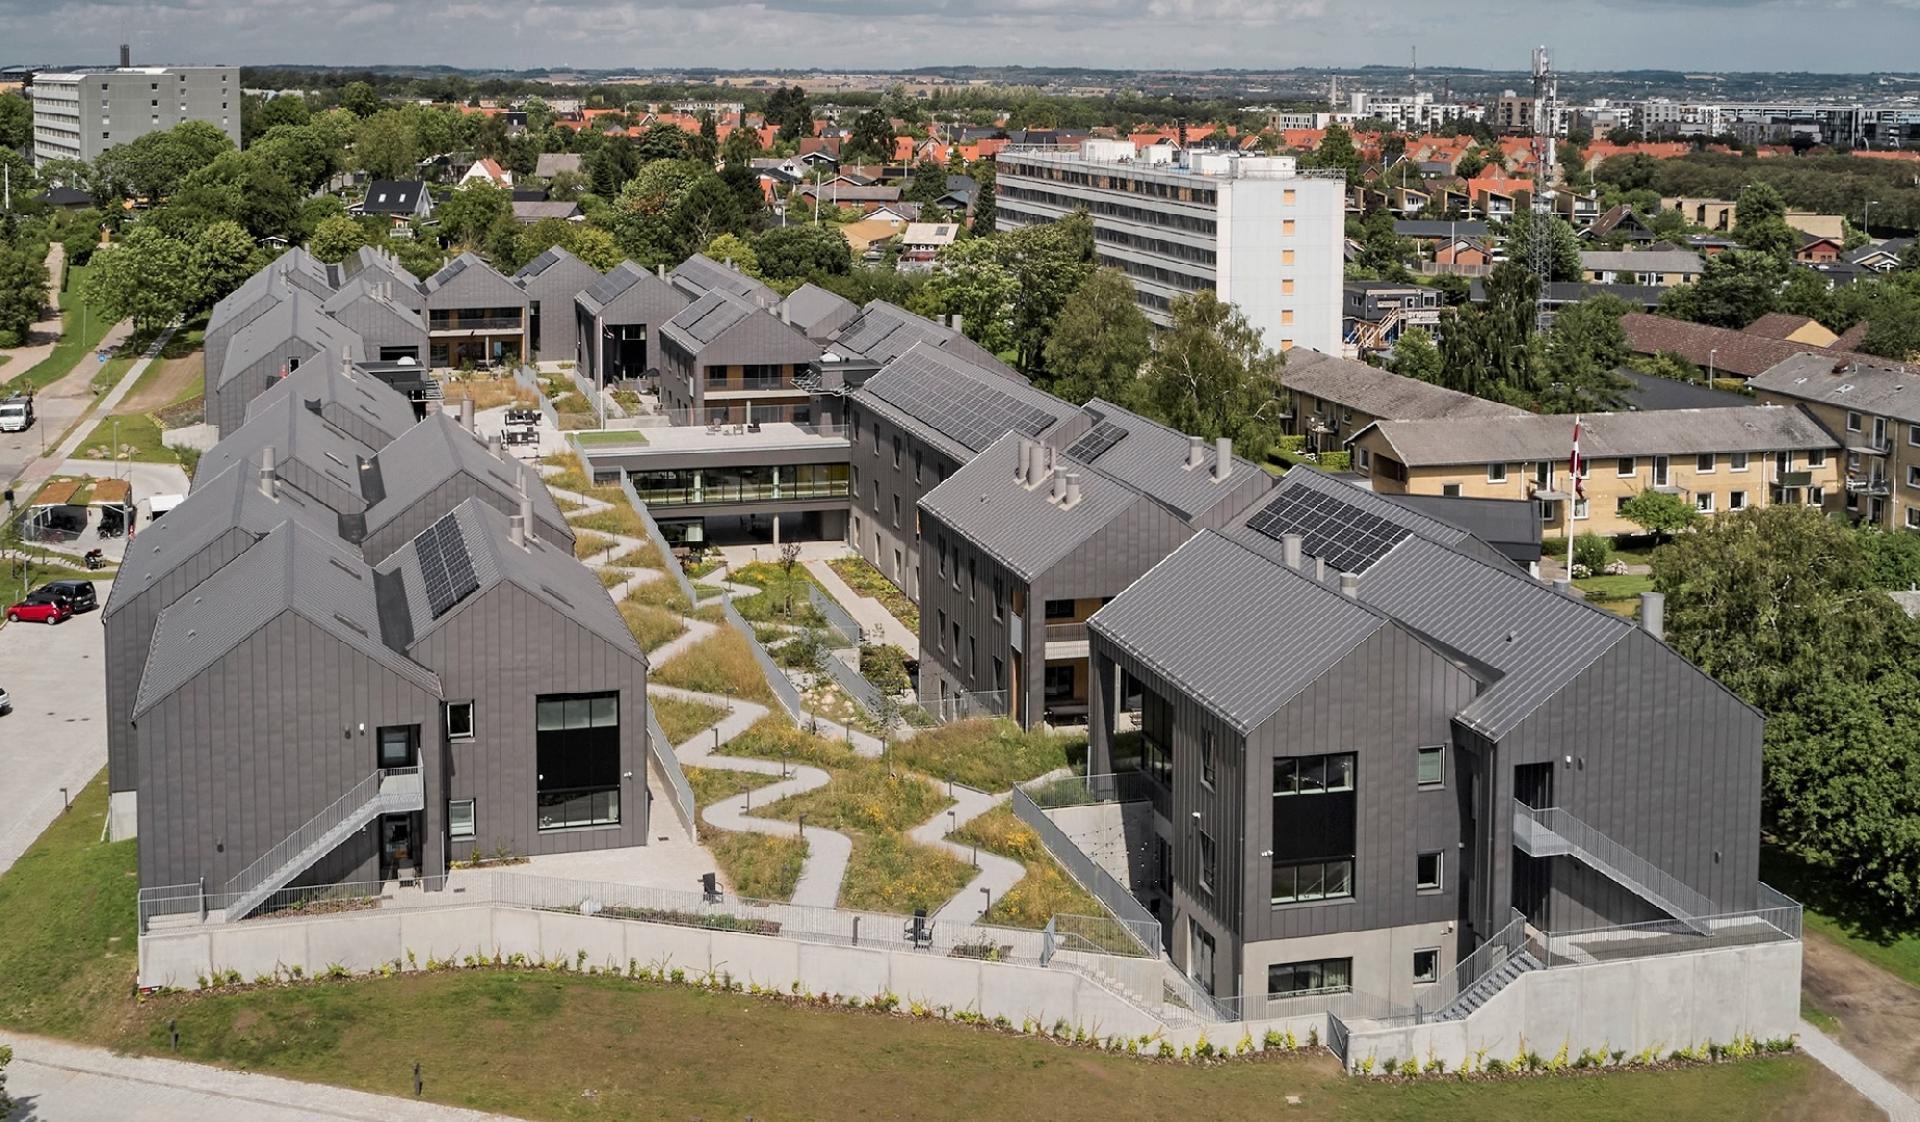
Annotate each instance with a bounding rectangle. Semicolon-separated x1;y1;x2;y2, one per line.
1864;200;1880;239
1707;349;1717;386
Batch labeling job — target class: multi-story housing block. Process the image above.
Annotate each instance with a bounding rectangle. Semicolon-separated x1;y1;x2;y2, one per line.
30;65;239;167
655;290;824;424
1280;351;1527;455
1346;406;1843;537
995;140;1347;355
1750;351;1920;531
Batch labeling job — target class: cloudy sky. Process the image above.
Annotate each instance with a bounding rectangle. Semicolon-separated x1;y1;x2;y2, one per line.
4;0;1918;75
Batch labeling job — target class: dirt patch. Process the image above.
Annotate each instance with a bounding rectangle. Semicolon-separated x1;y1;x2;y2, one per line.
119;352;202;415
1802;928;1920;1095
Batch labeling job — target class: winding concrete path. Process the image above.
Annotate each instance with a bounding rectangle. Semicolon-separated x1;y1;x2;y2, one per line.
913;782;1026;927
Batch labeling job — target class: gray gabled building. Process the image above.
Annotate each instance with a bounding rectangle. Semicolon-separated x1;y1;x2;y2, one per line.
573;261;691;389
203;250;337;402
812;300;1022;413
916;401;1276;725
1082;469;1766;1012
198;391;382;516
668;252;777;307
846;342;1084;600
208;286;366;439
778;283;859;342
513;246;603;364
245;354;421;454
355;410;574;561
655;290;822;424
418;253;529;370
321;273;430;366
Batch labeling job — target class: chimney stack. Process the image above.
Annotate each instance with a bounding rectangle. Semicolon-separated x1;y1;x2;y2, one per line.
519;493;536;545
1339;572;1360;599
1640;591;1665;641
1314;557;1326;582
1051;468;1068;503
258;447;277;500
508;513;526;549
1014;438;1032;484
1213;436;1233;480
1281;533;1303;570
460;396;476;433
657;263;667;278
1028;441;1050;489
1063;472;1083;509
1186;434;1204;469
488;432;503;457
779;302;791;325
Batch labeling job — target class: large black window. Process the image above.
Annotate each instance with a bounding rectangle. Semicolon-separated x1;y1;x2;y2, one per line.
1044;598;1075;620
1268;957;1352;998
377;725;419;769
1272;752;1357;905
535;693;620;830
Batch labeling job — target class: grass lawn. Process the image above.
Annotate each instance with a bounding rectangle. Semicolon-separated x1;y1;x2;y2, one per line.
889;718;1086;792
839;833;976;914
828;554;920;632
618;600;685;651
684;767;806;900
952;804;1107;928
0;773;1879;1122
1574;572;1654;613
626;574;695;614
75;412;182;465
568;502;648;538
654;694;728;745
730;560;829;628
760;757;952;835
439;375;533;411
652;628;778;706
6;263;109;392
572;429;649;448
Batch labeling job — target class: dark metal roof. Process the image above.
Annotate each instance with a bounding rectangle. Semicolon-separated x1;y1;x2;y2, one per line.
1074;400;1275;523
1226;466;1515;573
247;356;418;452
780;283;859;340
919;433;1143;582
1088;532;1387;734
854;343;1076;462
659;290;821;367
669;253;777;307
1378;493;1543;566
199;394;379;515
360;411;568;545
217;287;364;391
825;300;1024;382
134;520;439;717
360;180;428;215
1617;368;1756;412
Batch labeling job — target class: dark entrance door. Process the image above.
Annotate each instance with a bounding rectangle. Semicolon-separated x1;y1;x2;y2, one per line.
1513;762;1555;928
377;725;420;880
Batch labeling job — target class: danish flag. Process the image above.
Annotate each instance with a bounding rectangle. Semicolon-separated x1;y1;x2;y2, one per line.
1569;416;1585;501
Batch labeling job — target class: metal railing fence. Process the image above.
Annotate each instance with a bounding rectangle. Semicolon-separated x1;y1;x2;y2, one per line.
818;651;886;719
806;583;863;647
618;472;698;606
221;767;422;913
1009;783;1160;956
718;592;805;719
1514;801;1715;921
647;705;697;834
1537;896;1802;969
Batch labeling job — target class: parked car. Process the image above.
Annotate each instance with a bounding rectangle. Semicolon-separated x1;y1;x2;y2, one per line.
40;579;98;614
0;393;32;433
0;685;11;714
5;592;70;625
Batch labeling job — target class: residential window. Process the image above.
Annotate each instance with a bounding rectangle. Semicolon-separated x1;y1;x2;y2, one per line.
1416;850;1444;892
1416;745;1445;787
1044;598;1074;620
968;558;976;600
534;693;621;831
1273;752;1355;796
445;701;475;741
1573;497;1590;520
1910;423;1920;447
1282;219;1296;235
1200;730;1216;790
913;449;921;484
1729;490;1747;510
891;494;900;528
1729;452;1750;472
1043;664;1075;702
892;435;902;468
1282;249;1295;265
1282;278;1295;295
1909;507;1920;530
937;537;948;577
1268;958;1352;998
1442;484;1462;498
1808;486;1825;505
1487;462;1508;484
952;621;961;655
1909;465;1920;489
1777;452;1796;474
968;636;977;679
449;799;476;839
992;576;1005;621
377;725;419;769
1281;309;1295;325
937;609;947;649
1617;456;1635;477
1413;948;1440;985
1695;453;1715;473
1809;449;1827;469
1695;492;1715;513
1198;830;1217;894
1274;873;1360;921
1848;411;1862;433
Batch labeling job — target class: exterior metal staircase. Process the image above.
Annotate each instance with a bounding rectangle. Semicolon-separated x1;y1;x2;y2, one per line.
221;767;424;921
1430;950;1542;1021
1512;800;1713;931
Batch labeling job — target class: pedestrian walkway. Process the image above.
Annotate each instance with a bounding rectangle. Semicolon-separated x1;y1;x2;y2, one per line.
1798;1019;1920;1122
3;1033;526;1122
805;556;919;656
913;782;1024;927
15;323;174;498
0;244;67;376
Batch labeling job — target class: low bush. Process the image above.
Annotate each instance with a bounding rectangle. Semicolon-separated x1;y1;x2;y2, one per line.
1573;532;1613;572
569;503;648;539
827;555;919;631
859;643;912;694
724;716;860;769
951;805;1105;928
703;830;806;902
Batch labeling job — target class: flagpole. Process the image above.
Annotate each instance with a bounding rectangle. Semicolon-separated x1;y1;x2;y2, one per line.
1567;415;1581;580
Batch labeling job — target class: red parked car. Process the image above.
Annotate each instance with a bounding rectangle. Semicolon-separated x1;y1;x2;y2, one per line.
6;591;70;624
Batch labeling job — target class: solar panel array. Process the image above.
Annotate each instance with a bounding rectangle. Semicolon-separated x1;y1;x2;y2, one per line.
671;292;752;345
867;354;1059;452
425;256;470;293
1066;420;1128;463
417;511;480;620
836;305;940;361
1244;486;1412;574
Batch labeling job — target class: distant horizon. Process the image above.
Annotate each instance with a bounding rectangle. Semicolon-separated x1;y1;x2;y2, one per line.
8;0;1920;79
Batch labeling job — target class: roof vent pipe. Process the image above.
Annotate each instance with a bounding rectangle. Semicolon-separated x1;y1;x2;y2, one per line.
1186;434;1204;469
1213;436;1232;480
259;447;277;500
1063;472;1083;508
519;493;536;545
1281;533;1303;570
488;432;502;457
508;513;526;549
1314;557;1326;582
1028;441;1049;488
1339;572;1360;598
657;263;667;278
1051;469;1068;503
460;396;476;432
1014;438;1032;483
1641;591;1665;641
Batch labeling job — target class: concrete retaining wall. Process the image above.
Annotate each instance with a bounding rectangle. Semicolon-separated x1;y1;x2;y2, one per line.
1342;939;1802;1071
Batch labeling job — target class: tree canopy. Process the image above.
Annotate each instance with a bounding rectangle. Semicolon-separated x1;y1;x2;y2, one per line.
1040;268;1152;405
1135;290;1288;461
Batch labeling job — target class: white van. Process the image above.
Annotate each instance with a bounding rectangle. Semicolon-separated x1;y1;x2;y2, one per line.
0;395;32;433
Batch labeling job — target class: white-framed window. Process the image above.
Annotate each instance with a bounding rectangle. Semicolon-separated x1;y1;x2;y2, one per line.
1573;497;1590;520
1908;506;1920;530
449;799;476;839
1413;948;1440;984
1487;462;1508;484
1416;851;1444;892
1809;449;1827;469
1808;486;1825;505
1729;452;1750;472
1442;483;1462;497
1616;456;1635;477
1908;465;1920;489
1910;423;1920;448
1354;446;1371;472
446;700;475;741
1729;490;1747;510
1847;411;1862;432
1416;745;1445;788
1695;453;1716;474
1695;492;1716;513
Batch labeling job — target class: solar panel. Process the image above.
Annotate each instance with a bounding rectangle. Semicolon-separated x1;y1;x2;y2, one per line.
417;512;480;620
1066;420;1128;463
867;354;1060;451
1244;487;1412;574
